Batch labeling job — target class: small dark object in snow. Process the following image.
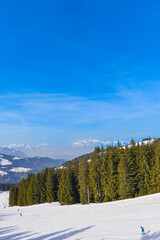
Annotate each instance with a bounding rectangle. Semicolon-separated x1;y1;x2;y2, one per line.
20;213;22;217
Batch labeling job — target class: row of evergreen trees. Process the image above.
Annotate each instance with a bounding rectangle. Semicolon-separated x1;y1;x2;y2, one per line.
0;183;11;191
9;139;160;206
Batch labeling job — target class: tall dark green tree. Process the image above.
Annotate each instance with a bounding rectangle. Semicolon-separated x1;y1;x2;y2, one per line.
78;157;89;204
35;172;42;204
138;147;150;196
151;144;160;193
17;178;26;206
58;162;75;205
64;161;76;204
89;147;102;202
58;168;67;204
46;168;55;203
105;147;119;201
118;149;129;199
9;185;18;206
40;169;48;203
27;174;38;205
100;147;108;202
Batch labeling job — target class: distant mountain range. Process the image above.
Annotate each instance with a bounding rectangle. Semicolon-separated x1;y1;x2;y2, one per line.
0;147;28;158
0;154;65;183
0;140;130;160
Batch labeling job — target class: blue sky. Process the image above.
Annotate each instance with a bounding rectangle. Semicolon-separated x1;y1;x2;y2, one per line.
0;0;160;147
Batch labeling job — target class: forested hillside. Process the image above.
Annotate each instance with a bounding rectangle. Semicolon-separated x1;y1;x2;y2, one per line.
9;139;160;206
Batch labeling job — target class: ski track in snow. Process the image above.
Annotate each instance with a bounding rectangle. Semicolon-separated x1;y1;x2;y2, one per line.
0;192;160;239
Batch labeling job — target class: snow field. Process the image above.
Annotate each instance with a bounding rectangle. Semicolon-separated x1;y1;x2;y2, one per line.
0;192;160;239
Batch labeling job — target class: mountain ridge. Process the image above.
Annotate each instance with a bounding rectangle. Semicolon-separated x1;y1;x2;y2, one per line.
0;153;65;183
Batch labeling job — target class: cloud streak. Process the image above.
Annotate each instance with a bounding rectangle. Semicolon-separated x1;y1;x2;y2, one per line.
0;87;160;145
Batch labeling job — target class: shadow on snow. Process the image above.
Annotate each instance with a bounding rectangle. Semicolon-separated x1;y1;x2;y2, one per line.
0;225;95;240
141;231;160;240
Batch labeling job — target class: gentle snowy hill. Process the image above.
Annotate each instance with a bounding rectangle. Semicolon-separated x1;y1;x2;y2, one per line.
0;154;65;183
0;192;160;239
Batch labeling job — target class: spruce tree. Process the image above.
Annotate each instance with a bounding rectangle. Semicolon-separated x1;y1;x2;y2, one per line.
9;185;18;206
17;178;26;206
35;172;42;204
40;169;48;203
64;161;75;204
27;174;38;205
100;147;108;202
58;162;76;205
71;158;80;203
89;147;102;202
46;168;55;203
138;147;150;196
105;147;119;201
78;157;89;204
118;149;129;199
151;143;160;193
58;168;67;204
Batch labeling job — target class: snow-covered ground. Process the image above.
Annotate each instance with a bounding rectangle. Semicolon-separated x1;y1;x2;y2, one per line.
0;192;160;239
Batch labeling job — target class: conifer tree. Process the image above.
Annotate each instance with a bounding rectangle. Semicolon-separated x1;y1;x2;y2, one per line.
127;146;138;197
78;157;89;204
105;147;119;201
138;147;150;196
27;174;38;205
100;147;108;202
151;143;160;193
35;172;42;204
46;168;55;203
58;162;76;205
54;169;61;201
118;149;129;199
17;178;26;206
89;147;102;202
40;169;48;203
9;185;18;206
23;173;32;206
64;161;75;204
58;168;67;204
118;147;137;199
71;158;80;203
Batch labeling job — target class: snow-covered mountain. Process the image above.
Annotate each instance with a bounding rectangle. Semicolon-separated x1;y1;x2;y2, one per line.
0;154;65;183
0;191;160;239
1;139;153;160
0;147;28;158
72;139;129;148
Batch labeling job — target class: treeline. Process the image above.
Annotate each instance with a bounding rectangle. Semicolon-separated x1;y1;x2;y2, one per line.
9;139;160;206
0;183;11;191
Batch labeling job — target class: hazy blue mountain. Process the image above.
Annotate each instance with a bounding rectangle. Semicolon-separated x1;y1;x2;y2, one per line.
0;153;65;183
0;147;28;158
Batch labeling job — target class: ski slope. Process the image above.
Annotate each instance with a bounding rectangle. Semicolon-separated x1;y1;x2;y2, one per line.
0;191;160;239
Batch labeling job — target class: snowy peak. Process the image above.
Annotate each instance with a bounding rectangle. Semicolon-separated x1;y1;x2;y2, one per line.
72;139;129;148
0;147;28;158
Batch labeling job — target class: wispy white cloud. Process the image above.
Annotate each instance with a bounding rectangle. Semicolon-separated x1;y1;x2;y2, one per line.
0;88;159;145
0;91;157;126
